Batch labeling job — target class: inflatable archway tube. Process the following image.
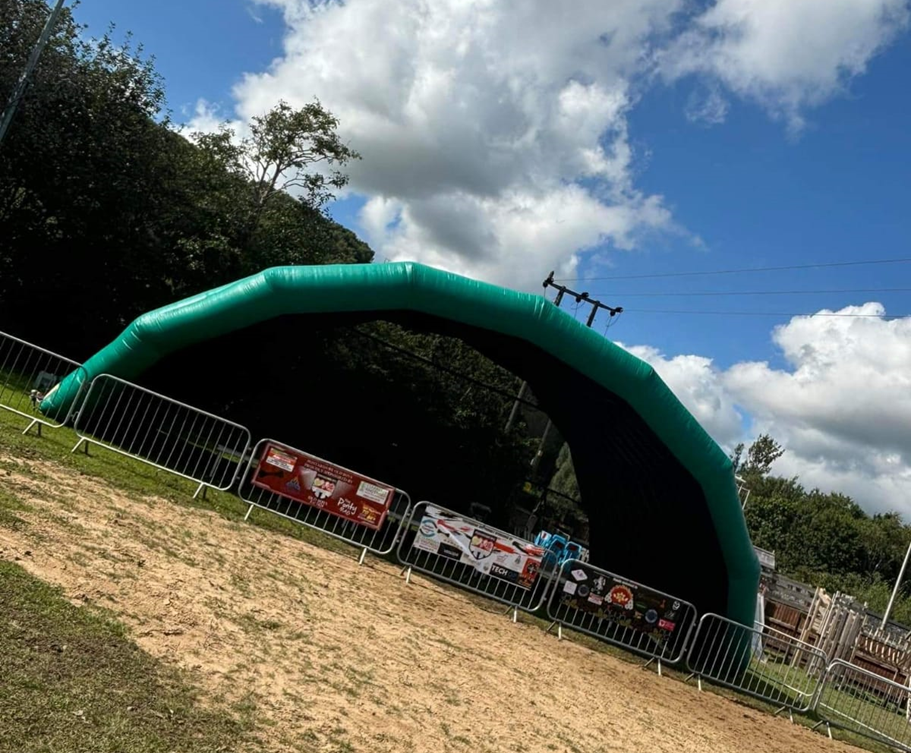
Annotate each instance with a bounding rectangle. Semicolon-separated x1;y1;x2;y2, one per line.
44;262;759;627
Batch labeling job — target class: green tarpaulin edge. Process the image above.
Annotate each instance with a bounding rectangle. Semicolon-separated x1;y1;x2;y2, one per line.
44;262;759;625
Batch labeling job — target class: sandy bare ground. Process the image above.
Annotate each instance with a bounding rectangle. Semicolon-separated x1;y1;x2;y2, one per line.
0;457;863;753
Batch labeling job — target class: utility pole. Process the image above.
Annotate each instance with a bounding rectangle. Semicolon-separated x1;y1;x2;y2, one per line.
519;272;622;472
0;0;68;149
881;539;911;630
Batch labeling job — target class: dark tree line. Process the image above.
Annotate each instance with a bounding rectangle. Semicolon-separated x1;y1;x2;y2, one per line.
737;436;911;624
0;1;559;520
0;0;370;357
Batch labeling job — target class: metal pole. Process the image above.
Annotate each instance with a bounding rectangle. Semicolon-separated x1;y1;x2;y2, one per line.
529;419;554;472
504;381;528;432
0;0;68;148
882;539;911;630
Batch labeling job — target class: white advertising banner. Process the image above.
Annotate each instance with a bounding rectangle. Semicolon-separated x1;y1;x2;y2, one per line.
413;505;544;589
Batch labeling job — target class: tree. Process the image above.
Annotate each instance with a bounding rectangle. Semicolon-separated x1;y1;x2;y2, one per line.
549;443;581;502
0;4;369;352
192;100;360;226
734;434;785;480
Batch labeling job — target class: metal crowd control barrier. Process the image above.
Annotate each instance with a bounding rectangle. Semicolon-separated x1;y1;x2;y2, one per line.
685;612;828;718
72;374;251;498
814;659;911;751
0;330;86;435
238;438;411;563
545;559;696;673
397;501;555;620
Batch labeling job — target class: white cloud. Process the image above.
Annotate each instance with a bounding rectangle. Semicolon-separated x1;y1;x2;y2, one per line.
192;0;909;286
684;84;730;125
184;100;227;134
662;0;910;131
246;4;265;24
723;304;911;514
618;343;745;449
226;0;687;289
623;305;911;517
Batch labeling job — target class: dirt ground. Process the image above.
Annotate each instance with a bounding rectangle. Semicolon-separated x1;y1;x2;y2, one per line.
0;457;864;753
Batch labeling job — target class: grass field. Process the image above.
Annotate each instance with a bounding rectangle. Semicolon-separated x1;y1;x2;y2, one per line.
0;402;900;753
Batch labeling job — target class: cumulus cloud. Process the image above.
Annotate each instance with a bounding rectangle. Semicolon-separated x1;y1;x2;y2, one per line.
622;305;911;516
185;99;227;134
662;0;910;131
724;304;911;514
618;343;745;448
194;0;909;285
217;0;689;288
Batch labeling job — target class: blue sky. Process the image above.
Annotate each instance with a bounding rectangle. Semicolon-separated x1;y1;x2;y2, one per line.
70;0;911;513
74;0;911;368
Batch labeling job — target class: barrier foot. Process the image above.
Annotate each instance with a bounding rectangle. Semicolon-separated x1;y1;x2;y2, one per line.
192;482;206;500
642;658;662;676
545;620;557;635
512;606;518;624
772;706;793;723
243;503;255;522
22;418;39;436
404;566;413;585
358;548;368;566
71;437;88;455
558;623;563;641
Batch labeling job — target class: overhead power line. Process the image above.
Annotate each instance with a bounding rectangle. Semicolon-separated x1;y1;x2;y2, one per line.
587;287;911;298
625;309;910;319
554;257;911;282
349;326;539;409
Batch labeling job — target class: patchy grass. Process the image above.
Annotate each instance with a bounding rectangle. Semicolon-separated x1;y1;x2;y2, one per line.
0;560;258;753
0;408;356;558
0;484;32;531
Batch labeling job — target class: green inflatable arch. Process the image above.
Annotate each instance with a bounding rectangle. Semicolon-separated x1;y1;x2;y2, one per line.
44;262;758;625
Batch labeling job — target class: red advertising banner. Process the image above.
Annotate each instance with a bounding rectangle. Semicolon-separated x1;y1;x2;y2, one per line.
251;443;395;531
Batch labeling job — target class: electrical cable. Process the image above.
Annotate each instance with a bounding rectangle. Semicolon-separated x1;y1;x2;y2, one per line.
585;287;911;298
554;257;911;282
349;327;542;410
623;309;909;318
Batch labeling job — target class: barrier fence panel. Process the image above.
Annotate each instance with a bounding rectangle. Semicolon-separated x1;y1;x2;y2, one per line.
0;330;86;434
72;374;251;497
684;612;828;716
239;438;411;561
545;559;696;669
397;501;554;619
814;659;911;751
